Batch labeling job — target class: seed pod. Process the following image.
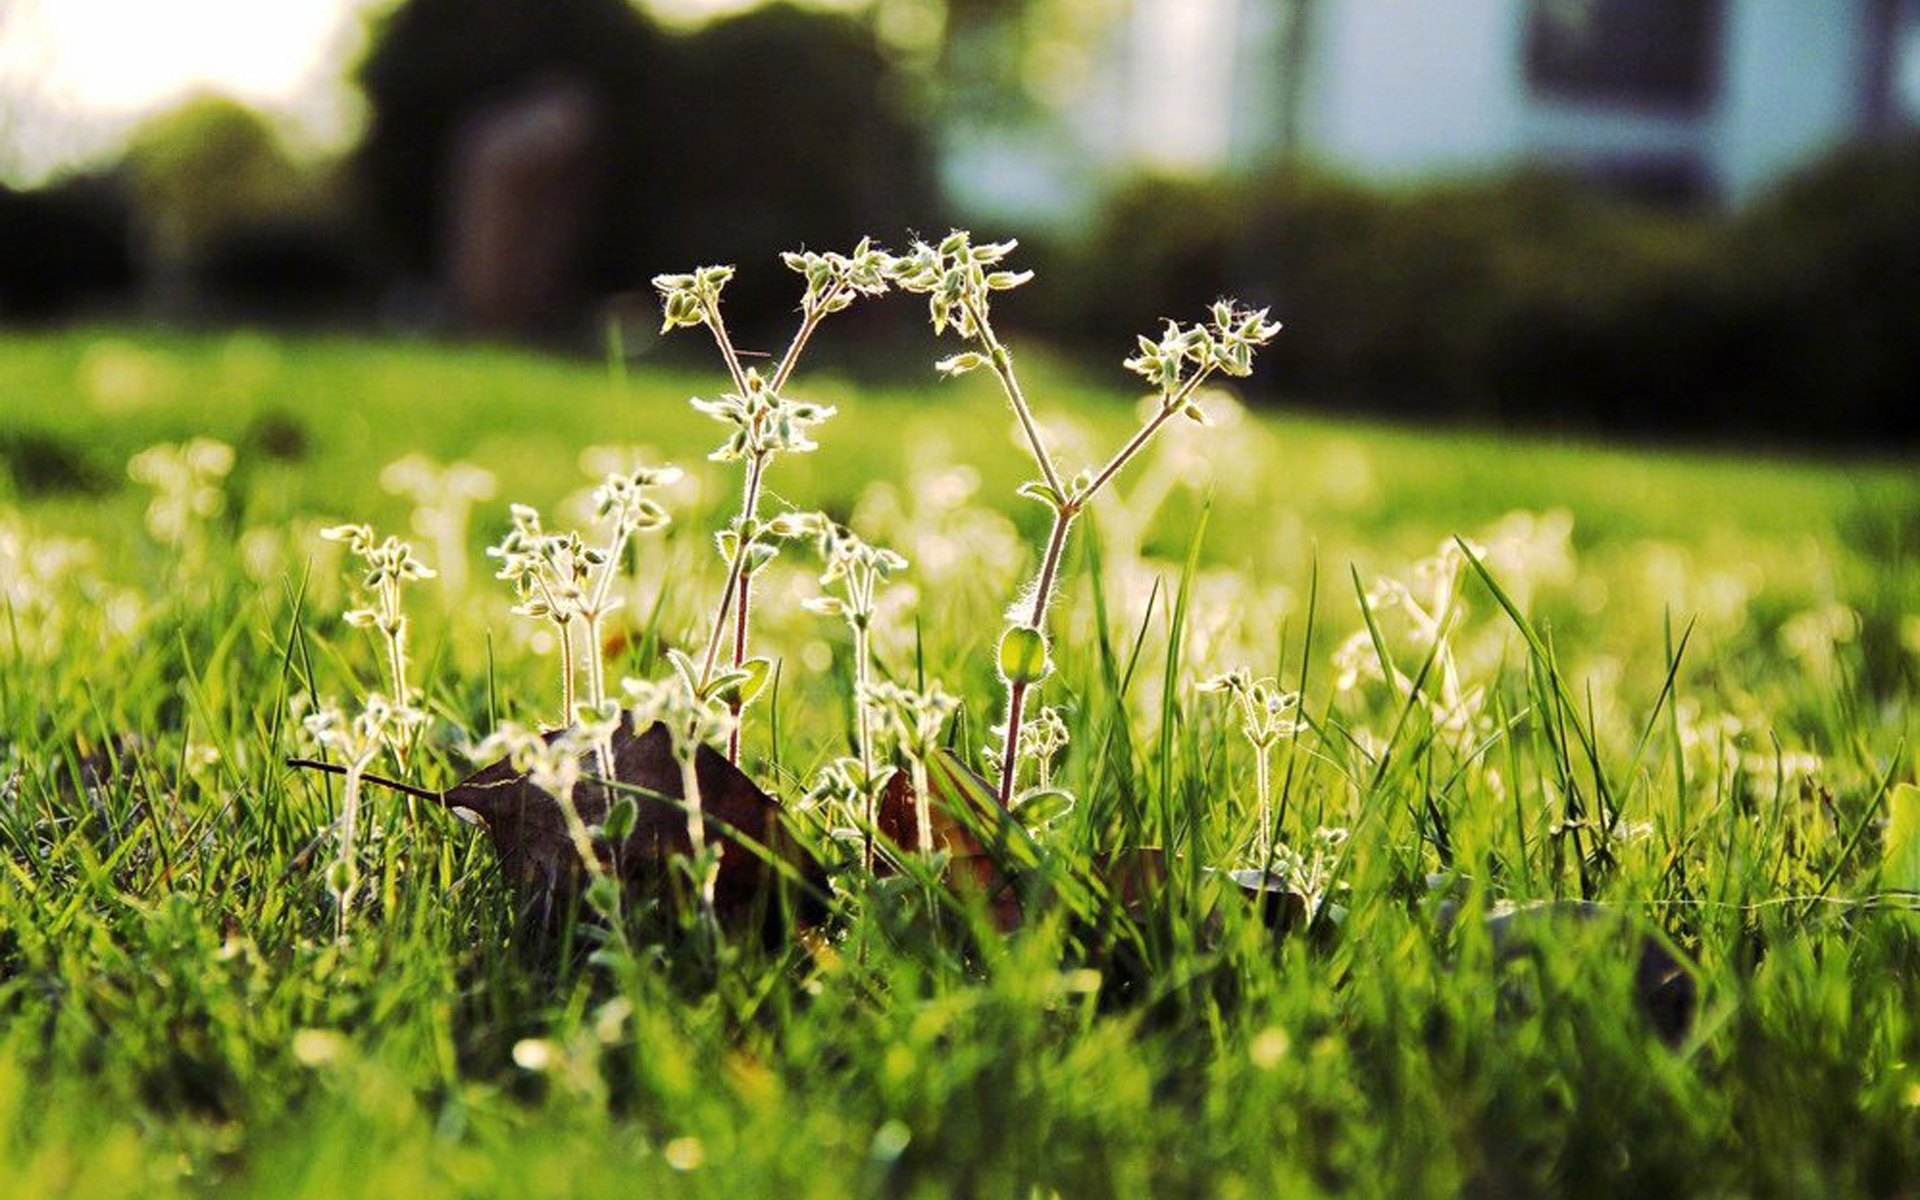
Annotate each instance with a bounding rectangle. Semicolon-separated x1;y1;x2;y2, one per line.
998;625;1051;685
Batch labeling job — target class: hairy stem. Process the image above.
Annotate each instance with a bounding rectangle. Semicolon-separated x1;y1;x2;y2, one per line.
555;617;576;724
964;298;1065;500
678;749;717;929
771;280;844;391
912;753;932;855
853;623;876;871
728;579;751;763
1255;743;1273;867
996;506;1076;806
555;782;605;879
1074;370;1212;505
379;575;415;765
334;764;364;940
699;453;767;684
703;301;751;397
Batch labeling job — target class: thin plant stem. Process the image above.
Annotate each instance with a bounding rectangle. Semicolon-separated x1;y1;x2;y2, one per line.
580;520;636;790
334;763;364;940
583;615;606;711
703;300;751;397
771;280;845;391
1074;369;1214;504
377;575;415;765
853;623;876;870
555;617;576;721
1255;744;1273;866
998;680;1030;809
985;366;1215;806
963;298;1065;499
911;753;932;854
728;579;751;762
678;749;716;929
997;506;1076;805
556;784;605;879
700;453;767;683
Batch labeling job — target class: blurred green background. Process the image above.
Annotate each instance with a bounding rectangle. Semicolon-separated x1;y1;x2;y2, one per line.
4;0;1919;443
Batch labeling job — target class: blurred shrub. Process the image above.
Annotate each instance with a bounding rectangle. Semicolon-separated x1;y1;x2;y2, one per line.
1724;140;1920;441
0;174;136;319
655;4;939;331
355;0;938;337
1039;144;1920;443
196;215;377;319
356;0;670;293
122;97;315;261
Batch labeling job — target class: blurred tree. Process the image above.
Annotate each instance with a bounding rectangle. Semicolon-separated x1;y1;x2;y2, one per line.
660;4;940;327
121;96;315;308
0;174;136;319
356;0;668;298
354;0;938;337
1728;138;1920;440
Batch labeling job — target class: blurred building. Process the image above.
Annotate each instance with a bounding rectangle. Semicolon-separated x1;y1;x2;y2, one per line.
950;0;1920;221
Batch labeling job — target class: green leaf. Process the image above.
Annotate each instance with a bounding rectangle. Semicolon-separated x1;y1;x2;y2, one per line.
603;795;637;844
1012;788;1074;830
1883;783;1920;896
734;657;774;709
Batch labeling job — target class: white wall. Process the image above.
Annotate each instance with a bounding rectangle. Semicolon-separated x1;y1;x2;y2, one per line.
1716;0;1876;200
1302;0;1530;178
1295;0;1881;200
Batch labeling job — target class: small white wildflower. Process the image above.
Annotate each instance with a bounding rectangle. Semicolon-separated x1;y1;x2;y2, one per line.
127;437;233;548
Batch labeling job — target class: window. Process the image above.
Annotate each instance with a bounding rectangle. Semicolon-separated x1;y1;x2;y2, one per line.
1525;0;1724;113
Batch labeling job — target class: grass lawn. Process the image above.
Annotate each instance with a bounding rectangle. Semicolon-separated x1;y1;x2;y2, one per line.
2;327;1916;1198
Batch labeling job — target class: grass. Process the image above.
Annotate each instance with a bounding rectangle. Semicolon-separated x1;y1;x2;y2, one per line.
2;325;1916;1199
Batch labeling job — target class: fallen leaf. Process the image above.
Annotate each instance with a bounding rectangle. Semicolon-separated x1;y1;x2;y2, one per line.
874;760;1020;932
292;716;828;940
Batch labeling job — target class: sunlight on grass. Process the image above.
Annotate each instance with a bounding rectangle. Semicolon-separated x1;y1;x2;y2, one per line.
1;325;1915;1199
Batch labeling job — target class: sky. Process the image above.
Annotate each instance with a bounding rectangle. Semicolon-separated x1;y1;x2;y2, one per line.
0;0;799;185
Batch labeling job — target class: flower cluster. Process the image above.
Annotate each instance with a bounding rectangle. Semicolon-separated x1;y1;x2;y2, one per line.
984;704;1072;797
1123;302;1284;410
861;679;960;761
300;691;424;769
789;513;909;634
321;524;435;728
622;652;743;760
652;265;737;333
1198;668;1302;750
1199;667;1303;866
693;370;836;463
322;524;437;637
783;237;893;316
491;507;593;622
590;466;679;534
488;468;677;722
858;678;961;856
1265;826;1350;911
298;692;427;933
889;231;1032;340
128;437;233;549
